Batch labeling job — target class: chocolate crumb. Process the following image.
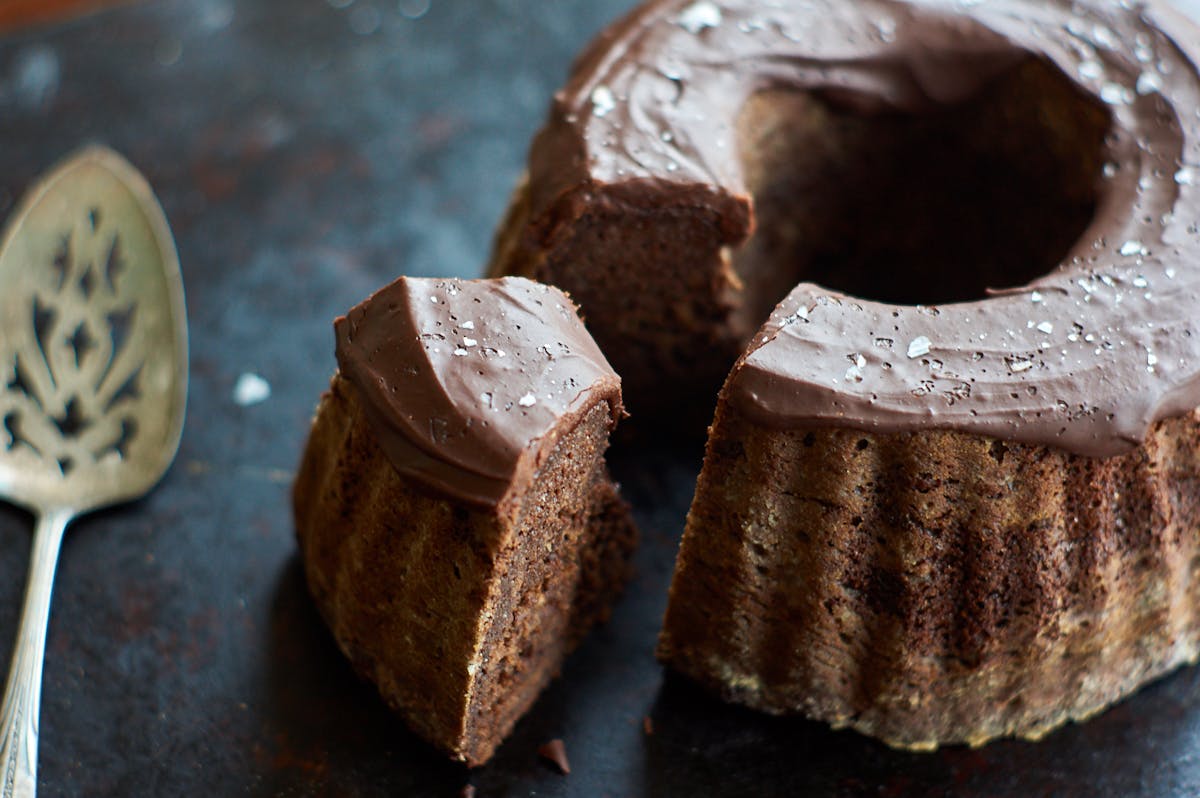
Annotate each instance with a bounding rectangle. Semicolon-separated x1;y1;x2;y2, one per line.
537;738;571;774
642;716;654;735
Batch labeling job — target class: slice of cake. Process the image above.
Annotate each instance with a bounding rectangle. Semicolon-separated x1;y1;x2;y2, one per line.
293;275;637;766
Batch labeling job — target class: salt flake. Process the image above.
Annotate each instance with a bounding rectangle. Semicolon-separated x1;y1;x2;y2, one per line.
845;353;866;383
518;393;537;407
1100;82;1130;105
906;336;931;359
1136;71;1163;95
233;372;271;406
1009;358;1034;373
591;85;616;117
677;1;722;33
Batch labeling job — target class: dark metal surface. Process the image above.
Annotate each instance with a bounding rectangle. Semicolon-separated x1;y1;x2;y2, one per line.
1;0;1199;794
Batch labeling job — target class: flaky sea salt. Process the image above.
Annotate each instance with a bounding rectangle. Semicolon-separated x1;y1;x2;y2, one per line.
845;353;866;383
518;393;537;407
1136;71;1163;95
591;85;616;117
906;336;931;358
677;1;722;33
233;373;270;406
1100;82;1131;105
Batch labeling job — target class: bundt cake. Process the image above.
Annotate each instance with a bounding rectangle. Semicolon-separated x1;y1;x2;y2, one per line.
293;276;637;765
491;0;1200;748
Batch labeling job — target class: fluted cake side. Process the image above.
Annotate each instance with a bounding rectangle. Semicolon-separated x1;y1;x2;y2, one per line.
293;275;637;765
659;401;1200;748
296;376;636;765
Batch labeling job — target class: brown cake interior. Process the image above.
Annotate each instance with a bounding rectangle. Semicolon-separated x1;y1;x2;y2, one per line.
294;376;636;765
462;405;634;762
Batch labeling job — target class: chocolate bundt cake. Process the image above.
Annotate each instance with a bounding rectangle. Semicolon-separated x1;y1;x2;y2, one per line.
492;0;1200;748
293;276;637;765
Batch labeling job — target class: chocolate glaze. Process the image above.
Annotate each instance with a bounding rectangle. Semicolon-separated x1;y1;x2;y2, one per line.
334;276;622;508
533;0;1200;456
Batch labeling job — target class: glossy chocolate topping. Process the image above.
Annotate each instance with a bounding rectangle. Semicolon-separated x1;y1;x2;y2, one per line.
334;276;622;509
531;0;1200;456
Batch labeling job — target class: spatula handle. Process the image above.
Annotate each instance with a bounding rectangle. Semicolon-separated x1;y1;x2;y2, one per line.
0;509;71;798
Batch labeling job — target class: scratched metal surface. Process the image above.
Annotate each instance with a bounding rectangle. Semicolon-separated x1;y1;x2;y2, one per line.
1;0;1200;795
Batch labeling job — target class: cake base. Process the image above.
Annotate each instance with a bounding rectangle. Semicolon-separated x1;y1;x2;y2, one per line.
659;402;1200;749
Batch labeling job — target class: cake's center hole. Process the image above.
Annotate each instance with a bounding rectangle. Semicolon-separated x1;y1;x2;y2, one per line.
732;57;1110;321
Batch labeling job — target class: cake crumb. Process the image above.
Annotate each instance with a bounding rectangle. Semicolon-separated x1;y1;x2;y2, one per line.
460;786;476;798
538;738;571;774
642;716;654;735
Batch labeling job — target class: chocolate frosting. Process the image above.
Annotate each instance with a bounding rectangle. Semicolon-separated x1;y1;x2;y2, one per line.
334;276;622;509
532;0;1200;456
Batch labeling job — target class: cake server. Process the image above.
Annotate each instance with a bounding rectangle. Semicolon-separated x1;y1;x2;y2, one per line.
0;147;188;797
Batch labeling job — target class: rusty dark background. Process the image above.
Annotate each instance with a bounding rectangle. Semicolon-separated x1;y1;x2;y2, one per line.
2;0;1200;795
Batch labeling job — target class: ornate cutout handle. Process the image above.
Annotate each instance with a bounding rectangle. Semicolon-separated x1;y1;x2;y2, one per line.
0;509;71;798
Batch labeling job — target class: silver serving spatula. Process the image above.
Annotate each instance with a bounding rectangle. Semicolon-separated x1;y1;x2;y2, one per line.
0;147;188;797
